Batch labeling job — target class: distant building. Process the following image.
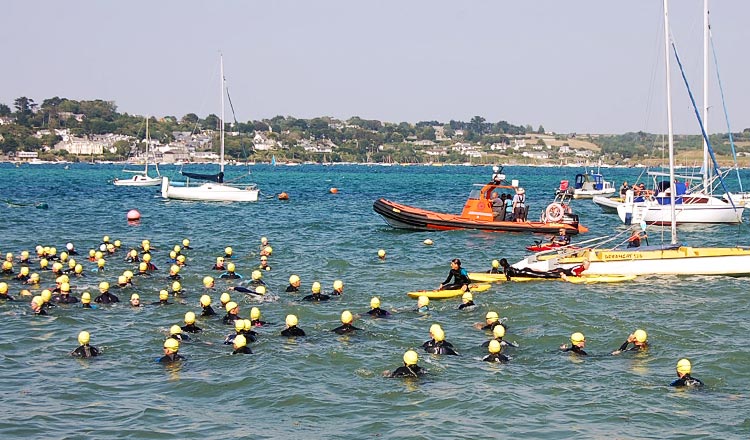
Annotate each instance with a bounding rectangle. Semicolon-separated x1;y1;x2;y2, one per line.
253;131;281;151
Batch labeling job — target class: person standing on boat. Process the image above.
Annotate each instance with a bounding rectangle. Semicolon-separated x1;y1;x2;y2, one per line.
512;188;527;222
620;181;629;197
438;259;470;292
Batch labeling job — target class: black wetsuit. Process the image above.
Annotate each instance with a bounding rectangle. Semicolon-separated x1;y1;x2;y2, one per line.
302;293;330;302
670;374;704;387
159;353;185;363
458;301;475;310
233;286;263;296
616;341;647;353
424;341;458;355
152;300;171;306
168;274;181;281
1;294;16;301
82;303;92;309
240;329;258;342
482;338;519;348
391;365;426;378
181;323;203;333
562;345;588;356
486;268;501;274
441;268;470;290
201;305;217;316
71;344;100;358
53;294;79;304
367;308;390;317
330;289;343;297
332;323;361;335
212;264;225;271
223;313;240;325
233;346;253;354
481;321;507;331
95;292;119;304
250;319;267;327
483;353;510;363
285;285;299;293
281;326;306;337
169;333;189;342
220;272;241;279
422;339;454;350
224;333;240;345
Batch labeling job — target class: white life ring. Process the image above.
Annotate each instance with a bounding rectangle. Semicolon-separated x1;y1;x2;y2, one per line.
545;203;564;222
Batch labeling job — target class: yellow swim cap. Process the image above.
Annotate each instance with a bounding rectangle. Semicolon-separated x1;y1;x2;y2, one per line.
184;311;196;324
78;331;90;345
60;274;70;283
68;259;76;269
634;329;648;343
95;251;103;260
433;327;445;342
41;290;52;302
232;320;243;332
170;265;180;274
571;332;585;344
226;301;238;312
170;325;182;335
103;235;110;243
88;249;96;257
61;282;70;292
252;270;262;280
493;325;506;338
377;249;386;258
53;262;63;272
417;296;429;308
462;292;473;303
488;339;501;354
676;358;692;374
285;314;298;327
403;350;418;366
255;286;266;295
32;295;43;306
225;247;233;255
60;251;68;261
96;259;106;268
333;280;343;290
172;281;181;292
243;319;252;331
30;273;40;282
159;290;169;300
263;246;272;255
250;307;261;320
173;245;181;253
429;323;442;334
234;334;247;348
370;297;380;308
203;276;214;287
20;266;30;276
289;274;300;284
0;282;7;294
143;253;151;263
164;338;179;351
123;270;134;280
40;258;48;268
341;310;353;324
118;275;127;284
130;293;140;301
227;262;235;272
114;240;121;248
183;239;190;247
177;255;186;263
492;259;500;268
486;311;499;322
200;294;211;306
81;292;91;303
260;236;268;244
99;282;109;291
312;282;321;293
74;264;83;274
169;251;177;260
220;292;230;303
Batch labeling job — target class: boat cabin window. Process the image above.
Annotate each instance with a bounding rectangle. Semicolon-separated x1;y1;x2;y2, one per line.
468;188;482;200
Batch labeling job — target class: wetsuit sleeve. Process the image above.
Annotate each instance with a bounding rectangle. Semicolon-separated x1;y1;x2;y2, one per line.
618;341;629;352
441;271;455;285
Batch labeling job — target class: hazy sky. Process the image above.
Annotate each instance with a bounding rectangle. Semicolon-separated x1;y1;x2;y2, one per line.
3;0;749;134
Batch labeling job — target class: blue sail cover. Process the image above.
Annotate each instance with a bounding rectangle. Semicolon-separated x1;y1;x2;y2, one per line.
181;171;224;183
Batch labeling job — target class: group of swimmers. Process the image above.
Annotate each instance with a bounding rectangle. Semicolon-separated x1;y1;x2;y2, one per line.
0;239;703;387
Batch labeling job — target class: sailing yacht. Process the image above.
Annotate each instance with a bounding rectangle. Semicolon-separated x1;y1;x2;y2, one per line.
114;118;162;187
161;55;259;202
513;0;750;276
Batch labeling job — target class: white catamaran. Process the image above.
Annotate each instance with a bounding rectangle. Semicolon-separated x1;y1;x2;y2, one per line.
161;54;259;202
513;0;750;277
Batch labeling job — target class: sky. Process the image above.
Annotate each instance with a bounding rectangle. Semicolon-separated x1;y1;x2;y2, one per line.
3;0;750;135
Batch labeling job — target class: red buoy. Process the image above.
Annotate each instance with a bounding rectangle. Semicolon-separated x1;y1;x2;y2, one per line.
127;209;141;221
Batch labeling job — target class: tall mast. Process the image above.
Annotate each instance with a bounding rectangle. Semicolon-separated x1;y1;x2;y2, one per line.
220;53;225;174
702;0;710;192
664;0;677;244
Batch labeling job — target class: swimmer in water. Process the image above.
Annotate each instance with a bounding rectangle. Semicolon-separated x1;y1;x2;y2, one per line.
232;334;252;354
250;307;268;327
240;319;258;342
416;295;429;313
135;262;151;278
259;246;273;257
219;292;231;311
481;324;519;349
670;358;704;387
153;290;171;305
142;254;158;271
159;338;185;364
181;312;202;333
476;311;506;331
168;325;189;342
560;332;588;356
422;324;454;350
0;282;15;301
202;276;216;293
331;311;361;335
286;274;301;293
281;314;306;337
330;279;344;296
224;320;245;345
53;282;79;304
611;329;649;355
423;326;458;355
182;239;192;250
30;295;46;315
389;350;425;378
129;293;142;307
219;262;242;279
482;340;509;363
486;259;502;274
223;302;241;325
213;257;226;271
167;265;181;280
257;256;271;271
125;249;140;263
71;331;100;358
200;294;217;316
438;258;470;292
367;297;391;317
80;292;92;309
224;247;233;260
302;282;330;302
458;291;475;310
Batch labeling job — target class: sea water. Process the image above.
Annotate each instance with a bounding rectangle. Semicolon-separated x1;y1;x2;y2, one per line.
1;163;749;439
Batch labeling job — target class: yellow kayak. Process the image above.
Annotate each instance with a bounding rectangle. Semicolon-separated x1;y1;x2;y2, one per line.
406;283;491;299
564;274;637;284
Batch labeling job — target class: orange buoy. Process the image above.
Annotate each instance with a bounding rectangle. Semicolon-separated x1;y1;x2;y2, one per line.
126;209;141;221
330;188;338;194
278;192;289;200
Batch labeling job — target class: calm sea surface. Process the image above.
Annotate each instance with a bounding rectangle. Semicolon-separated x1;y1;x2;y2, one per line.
1;163;749;439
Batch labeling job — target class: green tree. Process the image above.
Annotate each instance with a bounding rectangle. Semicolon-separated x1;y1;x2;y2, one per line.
0;103;10;116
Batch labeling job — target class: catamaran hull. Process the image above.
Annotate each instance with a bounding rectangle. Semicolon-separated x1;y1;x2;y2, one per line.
373;198;584;234
161;177;259;202
514;246;750;276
